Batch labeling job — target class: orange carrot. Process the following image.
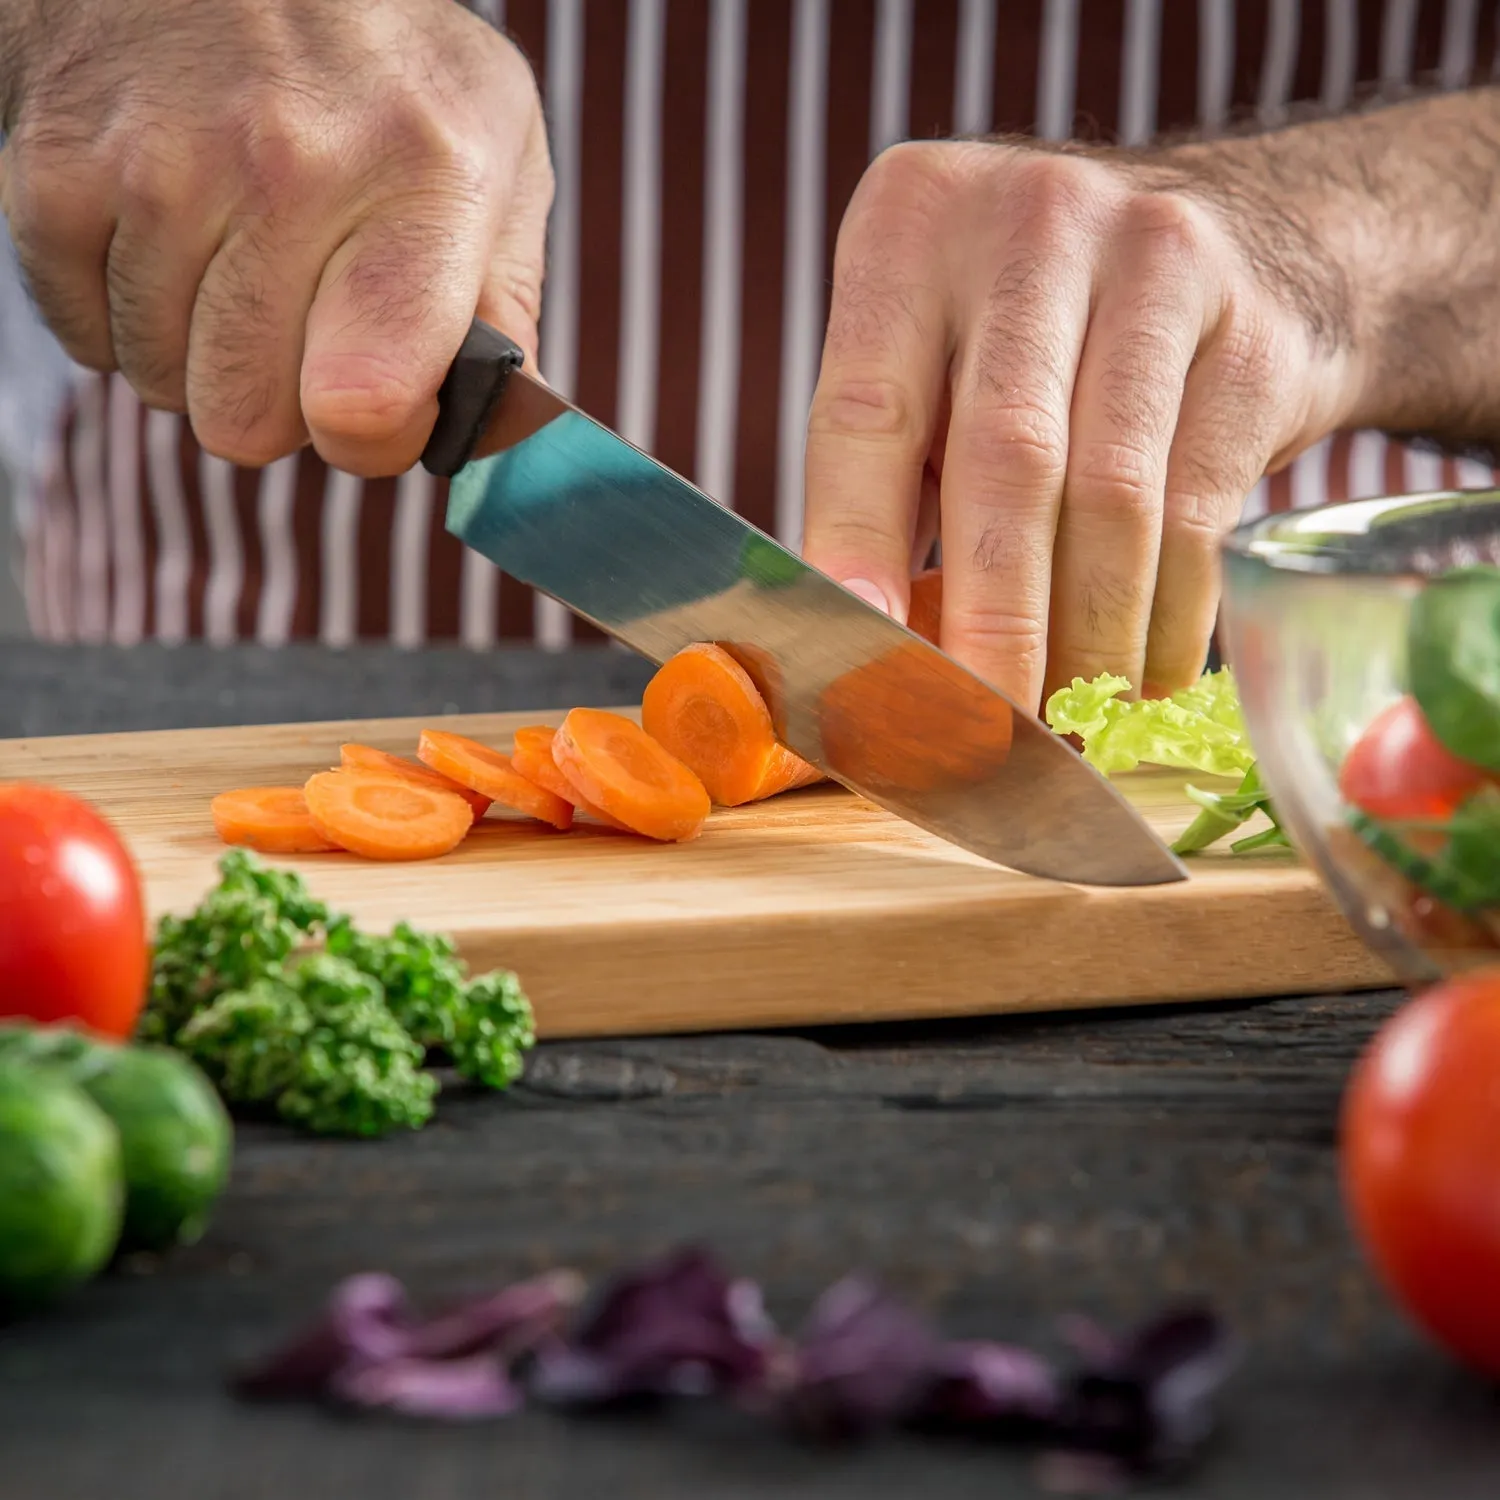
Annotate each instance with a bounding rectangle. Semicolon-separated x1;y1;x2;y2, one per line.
211;786;342;855
340;742;492;820
302;770;472;861
819;639;1013;794
510;725;630;831
752;744;827;800
552;708;711;842
907;567;942;646
418;728;574;831
640;642;824;806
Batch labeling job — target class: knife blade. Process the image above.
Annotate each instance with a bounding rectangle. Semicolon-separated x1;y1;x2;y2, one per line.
421;320;1186;887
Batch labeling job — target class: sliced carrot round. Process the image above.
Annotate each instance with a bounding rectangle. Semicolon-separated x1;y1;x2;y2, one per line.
211;786;341;855
641;643;778;806
340;742;492;819
552;708;710;842
303;769;473;861
511;725;630;831
641;644;824;805
418;728;574;831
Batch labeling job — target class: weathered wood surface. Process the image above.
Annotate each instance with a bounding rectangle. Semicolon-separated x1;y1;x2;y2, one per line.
2;648;1496;1500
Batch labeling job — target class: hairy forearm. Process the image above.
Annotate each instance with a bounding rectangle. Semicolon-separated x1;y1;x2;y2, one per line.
1176;87;1500;455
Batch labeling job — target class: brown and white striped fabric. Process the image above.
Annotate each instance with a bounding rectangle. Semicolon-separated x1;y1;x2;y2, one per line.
16;0;1500;646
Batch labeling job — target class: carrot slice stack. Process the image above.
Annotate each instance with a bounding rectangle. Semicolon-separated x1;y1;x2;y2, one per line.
906;567;942;647
552;708;710;842
511;725;630;830
340;742;492;820
211;786;342;855
418;728;574;831
302;770;473;861
640;642;823;806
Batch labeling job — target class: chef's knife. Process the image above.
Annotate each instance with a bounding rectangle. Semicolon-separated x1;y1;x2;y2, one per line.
420;320;1186;887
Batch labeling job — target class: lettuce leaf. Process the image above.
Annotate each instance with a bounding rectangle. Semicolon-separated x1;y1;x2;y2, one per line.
1043;669;1255;779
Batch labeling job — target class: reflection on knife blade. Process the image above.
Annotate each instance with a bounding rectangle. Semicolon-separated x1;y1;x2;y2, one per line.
423;319;1187;888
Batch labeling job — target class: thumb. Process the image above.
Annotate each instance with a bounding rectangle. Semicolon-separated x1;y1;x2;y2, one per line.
300;198;489;478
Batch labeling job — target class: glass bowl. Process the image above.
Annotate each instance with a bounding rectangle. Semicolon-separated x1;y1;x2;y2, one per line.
1218;488;1500;988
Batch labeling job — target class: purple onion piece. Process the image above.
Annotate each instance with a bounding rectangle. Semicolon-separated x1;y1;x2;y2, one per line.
1051;1306;1236;1472
528;1246;774;1408
404;1270;585;1361
236;1273;415;1398
781;1276;946;1439
331;1353;523;1420
922;1339;1062;1428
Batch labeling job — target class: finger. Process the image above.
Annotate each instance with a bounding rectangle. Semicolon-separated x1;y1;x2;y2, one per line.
476;104;553;374
300;199;492;478
107;130;231;412
1045;198;1216;701
1145;316;1283;693
185;214;326;466
802;146;953;623
0;140;115;370
939;180;1095;707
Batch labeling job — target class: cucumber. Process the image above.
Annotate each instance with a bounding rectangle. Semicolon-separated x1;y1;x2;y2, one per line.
73;1045;233;1252
0;1062;124;1311
0;1025;233;1252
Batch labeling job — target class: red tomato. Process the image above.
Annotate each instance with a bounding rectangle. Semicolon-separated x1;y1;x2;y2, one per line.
1341;969;1500;1377
1338;695;1491;821
0;782;148;1040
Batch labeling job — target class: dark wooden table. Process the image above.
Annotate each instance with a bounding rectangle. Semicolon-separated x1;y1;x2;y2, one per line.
3;645;1497;1500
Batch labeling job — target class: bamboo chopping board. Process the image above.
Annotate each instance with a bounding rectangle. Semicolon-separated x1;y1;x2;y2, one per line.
0;709;1394;1037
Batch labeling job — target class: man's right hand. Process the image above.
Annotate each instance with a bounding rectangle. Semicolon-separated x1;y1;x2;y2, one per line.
0;0;552;477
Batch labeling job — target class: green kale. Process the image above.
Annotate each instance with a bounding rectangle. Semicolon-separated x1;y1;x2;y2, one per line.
149;851;534;1136
454;970;536;1090
142;851;327;1045
324;915;467;1050
177;954;436;1138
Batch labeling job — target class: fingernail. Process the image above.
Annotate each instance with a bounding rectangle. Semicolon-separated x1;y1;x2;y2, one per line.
841;577;894;618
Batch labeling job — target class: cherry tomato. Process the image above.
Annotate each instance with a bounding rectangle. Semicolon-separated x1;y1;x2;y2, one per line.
1341;969;1500;1377
1338;695;1491;821
0;782;148;1040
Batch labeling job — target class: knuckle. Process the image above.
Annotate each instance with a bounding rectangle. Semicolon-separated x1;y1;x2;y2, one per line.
231;95;342;206
370;95;488;196
1118;190;1211;271
857;140;956;212
960;401;1068;494
809;374;921;442
1213;308;1282;396
1069;440;1163;516
1001;153;1101;243
948;602;1048;680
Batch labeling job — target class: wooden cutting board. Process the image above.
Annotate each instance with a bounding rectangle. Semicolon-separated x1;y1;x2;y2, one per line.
0;709;1394;1037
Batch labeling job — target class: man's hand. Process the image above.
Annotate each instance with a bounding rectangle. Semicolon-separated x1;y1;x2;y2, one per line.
803;131;1379;710
0;0;551;477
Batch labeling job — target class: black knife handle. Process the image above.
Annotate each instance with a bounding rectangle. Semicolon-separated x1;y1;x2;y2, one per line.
420;319;526;478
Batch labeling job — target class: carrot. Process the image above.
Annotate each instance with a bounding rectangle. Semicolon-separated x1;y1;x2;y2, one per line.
640;642;824;806
418;728;574;831
907;567;942;647
818;639;1013;794
552;708;711;842
752;743;827;800
211;786;342;855
510;725;630;831
302;770;472;861
339;743;492;820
